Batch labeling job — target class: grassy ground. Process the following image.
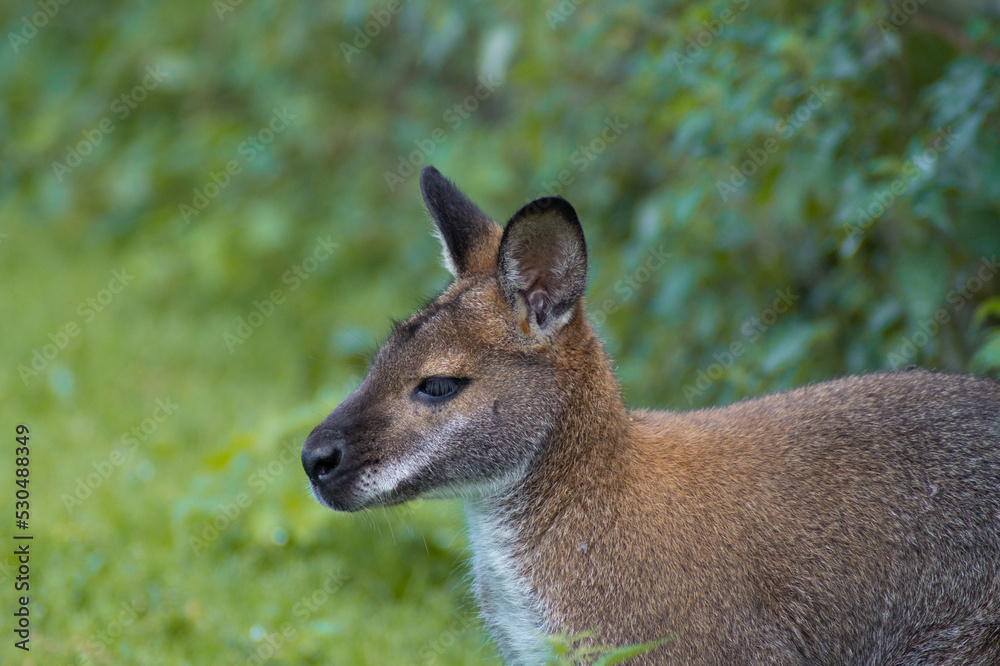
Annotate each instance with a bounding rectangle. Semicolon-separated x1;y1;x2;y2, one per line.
1;224;503;665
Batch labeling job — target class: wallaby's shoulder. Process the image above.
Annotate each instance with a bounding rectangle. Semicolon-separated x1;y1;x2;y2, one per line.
631;369;1000;461
649;369;1000;423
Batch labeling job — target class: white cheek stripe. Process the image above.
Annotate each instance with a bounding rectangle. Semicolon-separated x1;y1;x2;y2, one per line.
367;415;470;496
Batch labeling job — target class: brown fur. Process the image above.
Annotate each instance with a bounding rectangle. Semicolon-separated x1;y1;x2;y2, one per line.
302;167;1000;664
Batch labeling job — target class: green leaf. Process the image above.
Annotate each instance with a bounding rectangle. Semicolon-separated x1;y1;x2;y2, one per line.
594;635;678;665
973;297;1000;328
892;241;950;324
971;332;1000;372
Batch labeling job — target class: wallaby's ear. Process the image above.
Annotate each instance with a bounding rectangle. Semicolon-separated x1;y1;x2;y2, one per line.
420;166;502;278
497;197;587;338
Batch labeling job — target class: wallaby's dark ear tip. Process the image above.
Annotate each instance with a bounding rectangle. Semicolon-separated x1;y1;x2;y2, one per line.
419;166;500;278
420;165;470;214
505;196;587;264
420;166;456;211
498;195;588;336
419;165;444;193
510;196;583;232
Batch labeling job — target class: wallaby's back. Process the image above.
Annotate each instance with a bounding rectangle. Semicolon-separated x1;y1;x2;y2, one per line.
545;370;1000;663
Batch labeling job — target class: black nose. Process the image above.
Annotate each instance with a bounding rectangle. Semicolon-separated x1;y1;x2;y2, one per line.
302;430;345;482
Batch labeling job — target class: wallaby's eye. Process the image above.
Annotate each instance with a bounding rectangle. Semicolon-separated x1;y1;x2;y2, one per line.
415;377;468;402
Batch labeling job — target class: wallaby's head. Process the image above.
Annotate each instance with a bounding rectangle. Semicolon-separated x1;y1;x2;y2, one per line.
302;166;593;511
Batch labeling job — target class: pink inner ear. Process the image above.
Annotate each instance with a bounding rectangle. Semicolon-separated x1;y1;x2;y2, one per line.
527;290;551;326
518;261;554;326
513;240;569;327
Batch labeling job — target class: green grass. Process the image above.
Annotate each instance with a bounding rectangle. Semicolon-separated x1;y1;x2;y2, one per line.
2;225;502;665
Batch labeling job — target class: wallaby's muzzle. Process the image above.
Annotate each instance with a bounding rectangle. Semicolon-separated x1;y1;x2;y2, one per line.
302;384;414;511
301;425;350;509
301;427;343;482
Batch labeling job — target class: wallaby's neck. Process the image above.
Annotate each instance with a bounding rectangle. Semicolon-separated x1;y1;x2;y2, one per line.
477;318;635;524
464;320;635;661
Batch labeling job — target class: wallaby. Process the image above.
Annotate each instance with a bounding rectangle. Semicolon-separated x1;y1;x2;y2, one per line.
302;166;1000;664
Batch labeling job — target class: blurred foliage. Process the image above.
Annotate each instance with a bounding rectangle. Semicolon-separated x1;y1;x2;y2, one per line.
1;0;999;663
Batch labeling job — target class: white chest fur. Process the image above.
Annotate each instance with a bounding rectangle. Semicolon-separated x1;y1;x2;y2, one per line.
465;501;550;665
